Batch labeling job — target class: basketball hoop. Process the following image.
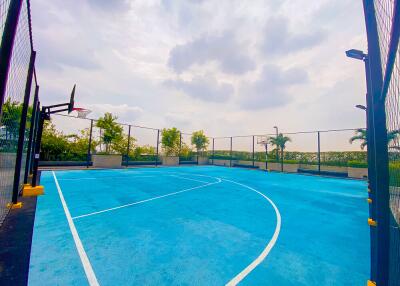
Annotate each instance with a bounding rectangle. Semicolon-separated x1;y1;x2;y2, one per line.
73;107;92;119
257;135;269;146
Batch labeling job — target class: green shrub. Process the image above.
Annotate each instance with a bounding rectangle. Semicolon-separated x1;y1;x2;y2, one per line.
348;160;368;168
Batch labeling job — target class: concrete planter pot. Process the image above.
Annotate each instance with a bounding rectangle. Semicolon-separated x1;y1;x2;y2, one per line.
162;156;179;166
197;156;209;165
348;167;368;179
92;154;122;168
263;162;299;173
283;163;299;173
211;159;234;167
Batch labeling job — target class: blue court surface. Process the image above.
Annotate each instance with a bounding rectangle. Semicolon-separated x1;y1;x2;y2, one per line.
28;166;370;285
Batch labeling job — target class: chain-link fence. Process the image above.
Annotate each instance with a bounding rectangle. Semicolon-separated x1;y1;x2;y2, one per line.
363;1;399;285
0;0;37;225
44;114;369;181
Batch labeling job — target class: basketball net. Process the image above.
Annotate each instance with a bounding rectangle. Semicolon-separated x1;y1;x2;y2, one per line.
73;107;92;119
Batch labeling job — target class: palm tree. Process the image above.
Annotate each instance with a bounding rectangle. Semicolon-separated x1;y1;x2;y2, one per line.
349;129;400;150
269;133;292;162
349;129;368;150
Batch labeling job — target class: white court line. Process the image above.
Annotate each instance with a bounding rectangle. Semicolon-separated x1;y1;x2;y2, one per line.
224;178;281;286
58;175;156;181
72;178;222;220
169;174;211;184
52;171;100;286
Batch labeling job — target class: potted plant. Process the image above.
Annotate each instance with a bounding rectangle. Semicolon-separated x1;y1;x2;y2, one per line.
191;130;209;165
161;127;180;166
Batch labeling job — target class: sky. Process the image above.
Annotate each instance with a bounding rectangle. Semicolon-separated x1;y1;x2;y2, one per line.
31;0;368;151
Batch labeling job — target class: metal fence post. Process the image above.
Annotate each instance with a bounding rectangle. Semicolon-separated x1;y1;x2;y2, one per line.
87;119;93;168
252;135;255;167
280;146;284;172
365;57;377;282
317;131;321;174
31;108;46;187
30;102;40;174
126;125;131;167
212;138;215;165
230;137;232;167
24;84;39;184
155;129;160;167
0;0;23;114
265;143;268;170
11;51;36;203
362;1;390;284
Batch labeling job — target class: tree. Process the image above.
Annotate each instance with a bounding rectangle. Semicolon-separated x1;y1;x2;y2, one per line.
67;128;99;155
0;99;23;139
269;133;292;161
349;128;400;150
161;127;180;156
111;134;136;156
41;121;70;160
349;129;368;150
191;130;209;155
132;145;156;160
180;142;192;158
96;112;123;153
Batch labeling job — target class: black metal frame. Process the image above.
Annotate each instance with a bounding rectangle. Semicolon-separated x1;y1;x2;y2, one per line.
23;83;38;184
87;119;93;168
362;1;390;284
11;51;36;203
126;125;131;167
0;0;23;114
31;101;73;187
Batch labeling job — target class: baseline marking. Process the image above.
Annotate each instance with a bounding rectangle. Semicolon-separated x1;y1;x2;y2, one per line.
72;178;222;220
223;178;281;286
52;171;99;286
58;175;157;181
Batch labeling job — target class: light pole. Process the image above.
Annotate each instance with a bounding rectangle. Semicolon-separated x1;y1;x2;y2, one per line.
346;48;377;283
273;126;278;162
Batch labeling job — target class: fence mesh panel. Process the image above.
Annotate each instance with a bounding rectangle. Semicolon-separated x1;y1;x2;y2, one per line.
374;0;400;284
231;136;253;166
180;133;194;162
281;132;318;171
212;137;231;166
0;0;10;48
374;0;396;73
320;130;367;176
128;126;158;165
0;0;32;224
43;115;91;164
19;68;35;186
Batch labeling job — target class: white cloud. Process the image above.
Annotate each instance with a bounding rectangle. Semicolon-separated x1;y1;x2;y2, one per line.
165;75;234;102
168;32;255;75
238;65;309;110
261;16;325;56
85;103;143;122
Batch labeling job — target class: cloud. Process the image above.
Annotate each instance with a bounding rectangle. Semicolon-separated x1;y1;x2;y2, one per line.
86;103;143;121
239;64;308;110
168;32;255;74
86;0;130;12
261;16;324;56
165;75;234;102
